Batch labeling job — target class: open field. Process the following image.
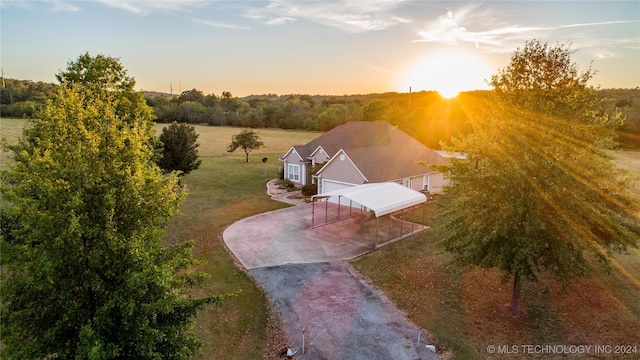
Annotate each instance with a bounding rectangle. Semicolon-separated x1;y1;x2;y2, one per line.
0;118;27;167
1;119;320;165
155;123;322;158
2;118;639;359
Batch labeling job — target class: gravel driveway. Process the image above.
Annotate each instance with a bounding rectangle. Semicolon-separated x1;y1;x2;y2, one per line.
250;262;439;360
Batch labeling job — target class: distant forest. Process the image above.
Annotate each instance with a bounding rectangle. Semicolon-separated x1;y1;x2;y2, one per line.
2;78;639;149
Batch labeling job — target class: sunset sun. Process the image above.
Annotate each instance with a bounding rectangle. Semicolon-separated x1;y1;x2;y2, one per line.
401;51;492;98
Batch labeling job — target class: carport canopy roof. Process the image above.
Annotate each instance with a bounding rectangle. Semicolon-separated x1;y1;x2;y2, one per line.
312;182;427;217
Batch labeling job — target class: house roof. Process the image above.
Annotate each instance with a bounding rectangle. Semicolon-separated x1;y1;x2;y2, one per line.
312;182;427;217
294;121;394;160
341;143;445;182
282;146;303;162
307;121;447;181
284;120;448;182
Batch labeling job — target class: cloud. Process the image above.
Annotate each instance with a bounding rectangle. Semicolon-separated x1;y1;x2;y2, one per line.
244;0;411;33
46;0;79;12
192;18;250;30
595;51;617;60
414;5;640;53
95;0;205;15
0;0;33;10
1;0;78;12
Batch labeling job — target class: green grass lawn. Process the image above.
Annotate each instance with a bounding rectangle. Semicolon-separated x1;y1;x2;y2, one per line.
164;154;292;359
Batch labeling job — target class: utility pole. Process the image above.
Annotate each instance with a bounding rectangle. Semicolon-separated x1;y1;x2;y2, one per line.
1;68;14;105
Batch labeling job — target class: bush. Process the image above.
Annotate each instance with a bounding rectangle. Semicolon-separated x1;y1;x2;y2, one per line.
276;179;296;190
301;183;317;196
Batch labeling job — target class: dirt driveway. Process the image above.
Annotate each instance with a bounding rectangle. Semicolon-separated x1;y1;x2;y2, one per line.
223;187;439;359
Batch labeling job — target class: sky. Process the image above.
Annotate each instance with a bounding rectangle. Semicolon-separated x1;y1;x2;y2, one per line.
1;0;639;97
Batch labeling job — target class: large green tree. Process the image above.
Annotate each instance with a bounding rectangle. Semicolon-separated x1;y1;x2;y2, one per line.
227;129;264;162
0;54;221;358
437;40;640;312
157;121;202;176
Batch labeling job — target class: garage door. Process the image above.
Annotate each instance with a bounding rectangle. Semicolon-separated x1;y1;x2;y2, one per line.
321;180;361;206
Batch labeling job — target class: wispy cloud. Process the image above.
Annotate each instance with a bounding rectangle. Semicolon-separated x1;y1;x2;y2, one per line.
0;0;33;10
1;0;78;11
192;17;250;30
595;50;617;60
46;0;79;12
244;0;411;33
414;5;640;53
95;0;205;15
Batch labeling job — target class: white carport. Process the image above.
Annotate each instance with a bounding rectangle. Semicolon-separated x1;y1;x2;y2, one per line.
311;182;428;248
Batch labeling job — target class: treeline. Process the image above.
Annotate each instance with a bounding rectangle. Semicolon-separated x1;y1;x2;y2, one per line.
147;88;478;149
2;78;639;149
0;78;56;118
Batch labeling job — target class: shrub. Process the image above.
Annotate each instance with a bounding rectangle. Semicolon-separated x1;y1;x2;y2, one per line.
277;178;295;190
301;183;318;196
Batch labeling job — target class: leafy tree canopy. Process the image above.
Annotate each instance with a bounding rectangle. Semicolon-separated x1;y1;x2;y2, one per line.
1;53;223;359
227;129;264;162
157;121;202;176
437;40;640;312
56;52;134;92
56;52;151;123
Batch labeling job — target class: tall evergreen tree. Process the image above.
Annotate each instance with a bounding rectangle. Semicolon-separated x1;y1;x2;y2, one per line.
437;40;640;312
157;122;202;176
1;53;222;358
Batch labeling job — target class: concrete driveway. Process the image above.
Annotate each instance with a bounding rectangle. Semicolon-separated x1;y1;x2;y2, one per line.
223;203;380;269
222;191;440;359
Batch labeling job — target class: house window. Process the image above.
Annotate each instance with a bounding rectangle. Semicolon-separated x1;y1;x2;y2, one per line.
423;175;430;191
288;164;300;182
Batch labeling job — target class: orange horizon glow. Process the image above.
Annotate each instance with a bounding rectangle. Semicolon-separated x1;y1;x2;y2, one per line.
399;51;493;99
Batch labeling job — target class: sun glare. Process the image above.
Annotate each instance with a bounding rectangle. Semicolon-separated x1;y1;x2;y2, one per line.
400;51;492;98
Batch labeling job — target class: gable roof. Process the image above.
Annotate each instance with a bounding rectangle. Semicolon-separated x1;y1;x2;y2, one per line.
282;146;304;162
296;121;447;181
341;142;445;182
294;121;395;160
